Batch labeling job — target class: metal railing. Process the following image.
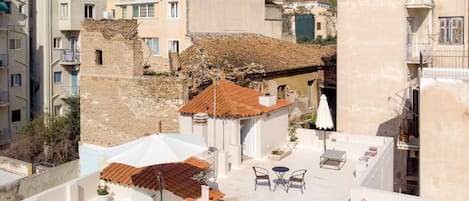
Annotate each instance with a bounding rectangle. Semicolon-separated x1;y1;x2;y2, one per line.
395;182;419;196
0;54;8;66
431;50;468;69
61;50;80;63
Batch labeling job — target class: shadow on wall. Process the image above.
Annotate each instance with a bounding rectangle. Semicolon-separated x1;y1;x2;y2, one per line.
376;116;401;138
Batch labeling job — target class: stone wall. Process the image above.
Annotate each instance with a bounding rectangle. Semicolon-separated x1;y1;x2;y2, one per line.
80;76;185;147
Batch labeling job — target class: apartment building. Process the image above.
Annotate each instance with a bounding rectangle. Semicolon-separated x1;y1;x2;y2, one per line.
0;0;30;146
106;0;282;72
31;0;106;116
338;0;468;200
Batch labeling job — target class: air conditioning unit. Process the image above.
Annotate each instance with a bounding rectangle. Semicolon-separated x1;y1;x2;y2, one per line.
102;11;114;19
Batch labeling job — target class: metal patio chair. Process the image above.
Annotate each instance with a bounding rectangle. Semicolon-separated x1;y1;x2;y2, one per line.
252;166;271;191
287;169;307;194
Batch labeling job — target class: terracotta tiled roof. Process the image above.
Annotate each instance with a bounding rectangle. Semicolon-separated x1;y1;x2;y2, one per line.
101;157;224;201
178;80;292;118
179;33;336;73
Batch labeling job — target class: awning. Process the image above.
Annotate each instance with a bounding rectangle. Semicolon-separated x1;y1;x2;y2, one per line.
0;2;9;13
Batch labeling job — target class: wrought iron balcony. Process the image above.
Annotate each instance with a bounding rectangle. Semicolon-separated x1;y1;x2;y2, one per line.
406;0;433;9
0;91;8;107
60;50;80;65
431;50;468;69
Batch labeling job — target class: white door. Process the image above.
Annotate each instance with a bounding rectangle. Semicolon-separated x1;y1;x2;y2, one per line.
241;119;255;158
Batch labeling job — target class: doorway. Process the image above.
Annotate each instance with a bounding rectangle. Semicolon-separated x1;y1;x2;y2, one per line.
240;119;256;159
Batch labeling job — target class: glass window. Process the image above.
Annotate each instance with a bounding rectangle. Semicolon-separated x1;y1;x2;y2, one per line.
122;7;127;19
9;39;22;50
11;110;21;122
53;37;61;49
439;17;464;45
143;38;160;55
169;2;179;19
11;74;21;87
85;4;95;19
168;40;179;53
132;5;138;18
60;3;68;19
132;4;154;18
54;71;62;83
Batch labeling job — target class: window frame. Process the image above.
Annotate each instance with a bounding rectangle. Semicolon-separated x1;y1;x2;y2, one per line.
54;105;63;116
121;6;127;19
11;110;21;122
132;4;154;18
53;37;62;49
54;71;62;84
11;74;21;87
168;1;179;20
9;39;23;50
84;4;95;19
143;38;160;56
168;40;179;53
439;16;464;45
60;3;68;19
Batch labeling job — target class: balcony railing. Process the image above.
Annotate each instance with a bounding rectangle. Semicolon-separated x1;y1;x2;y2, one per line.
406;0;433;8
60;50;80;65
397;133;419;151
0;91;8;106
0;54;8;67
406;43;431;64
431;50;468;69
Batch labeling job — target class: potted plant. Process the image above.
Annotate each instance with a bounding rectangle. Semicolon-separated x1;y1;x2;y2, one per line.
97;185;110;201
287;124;299;149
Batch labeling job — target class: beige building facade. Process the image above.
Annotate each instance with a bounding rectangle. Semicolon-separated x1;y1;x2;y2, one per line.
106;0;282;72
31;0;106;117
0;0;30;145
338;0;469;199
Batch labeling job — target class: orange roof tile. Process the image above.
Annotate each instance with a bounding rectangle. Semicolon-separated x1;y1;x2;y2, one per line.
178;80;292;118
101;157;224;201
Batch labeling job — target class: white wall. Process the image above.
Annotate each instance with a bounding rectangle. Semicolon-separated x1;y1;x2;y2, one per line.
257;108;289;158
351;187;436;201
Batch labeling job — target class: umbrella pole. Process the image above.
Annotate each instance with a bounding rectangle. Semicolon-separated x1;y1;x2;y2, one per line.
158;167;163;201
323;130;326;152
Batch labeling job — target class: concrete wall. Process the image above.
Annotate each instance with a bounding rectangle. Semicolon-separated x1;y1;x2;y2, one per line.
188;0;282;39
0;156;32;176
0;160;79;201
419;69;469;201
337;0;408;136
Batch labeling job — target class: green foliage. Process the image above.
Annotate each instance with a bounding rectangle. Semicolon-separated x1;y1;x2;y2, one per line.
288;123;299;142
296;35;312;44
330;0;337;8
311;35;337;45
97;185;109;196
143;69;171;76
0;97;80;165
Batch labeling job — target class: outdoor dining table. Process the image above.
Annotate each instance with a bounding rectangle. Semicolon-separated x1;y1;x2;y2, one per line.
272;166;290;192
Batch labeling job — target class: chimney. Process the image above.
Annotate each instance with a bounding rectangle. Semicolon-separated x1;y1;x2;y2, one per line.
201;185;209;201
193;113;209;145
259;93;277;107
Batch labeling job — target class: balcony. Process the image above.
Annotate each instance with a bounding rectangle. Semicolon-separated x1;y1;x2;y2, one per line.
60;50;80;66
0;91;9;107
431;50;468;69
0;54;8;68
406;0;433;9
406;43;431;64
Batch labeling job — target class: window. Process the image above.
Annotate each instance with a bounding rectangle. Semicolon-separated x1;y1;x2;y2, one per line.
277;85;287;99
121;7;127;19
95;50;103;65
54;71;62;83
132;4;154;18
144;38;160;55
168;1;179;19
111;9;116;19
439;17;464;45
316;22;321;30
5;2;11;14
9;39;22;50
168;40;179;53
19;4;26;14
11;74;21;87
53;37;62;49
85;4;95;19
54;105;62;116
11;110;21;122
60;3;68;19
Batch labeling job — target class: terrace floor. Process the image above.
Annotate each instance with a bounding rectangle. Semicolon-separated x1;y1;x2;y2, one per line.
214;142;375;201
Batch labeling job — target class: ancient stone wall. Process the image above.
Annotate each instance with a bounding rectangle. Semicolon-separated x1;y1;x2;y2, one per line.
80;76;185;147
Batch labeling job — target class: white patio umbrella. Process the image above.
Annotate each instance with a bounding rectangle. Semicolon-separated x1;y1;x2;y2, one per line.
108;133;208;201
315;94;334;151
